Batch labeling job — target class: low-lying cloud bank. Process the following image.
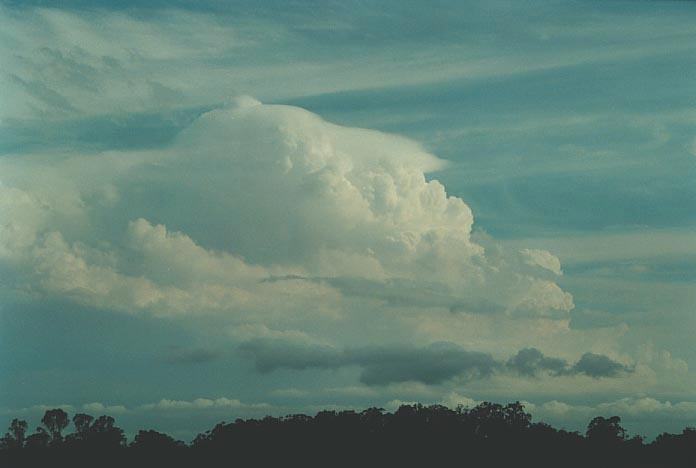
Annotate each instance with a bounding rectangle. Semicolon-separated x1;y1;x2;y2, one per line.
240;340;631;385
4;394;695;422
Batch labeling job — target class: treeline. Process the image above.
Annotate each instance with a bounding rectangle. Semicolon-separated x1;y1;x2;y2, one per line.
1;402;694;467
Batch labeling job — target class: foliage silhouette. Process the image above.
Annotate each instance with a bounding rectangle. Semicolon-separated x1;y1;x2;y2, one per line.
1;402;694;467
40;408;69;446
0;418;27;450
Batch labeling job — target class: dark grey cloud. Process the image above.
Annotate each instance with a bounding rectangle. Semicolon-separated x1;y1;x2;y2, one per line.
507;348;632;379
506;347;568;377
239;340;499;385
240;340;632;385
351;343;499;385
571;352;632;378
238;339;345;373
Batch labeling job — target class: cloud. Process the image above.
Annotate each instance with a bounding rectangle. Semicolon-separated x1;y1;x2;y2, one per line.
82;402;128;415
139;398;270;412
5;97;662;403
530;397;696;433
3;3;691;125
240;339;630;386
353;344;499;386
505;348;632;379
0;6;246;120
521;249;563;276
239;339;345;373
571;352;633;378
0;99;574;323
507;348;568;377
240;340;498;385
439;392;479;409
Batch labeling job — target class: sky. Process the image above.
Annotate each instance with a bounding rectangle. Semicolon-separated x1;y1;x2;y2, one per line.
0;0;695;441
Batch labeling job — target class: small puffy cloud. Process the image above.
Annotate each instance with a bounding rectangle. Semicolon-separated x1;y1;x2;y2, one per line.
521;249;563;276
2;397;270;419
0;404;74;417
140;398;269;412
440;392;479;409
82;402;127;414
512;280;574;318
538;400;574;417
384;399;419;411
529;397;696;435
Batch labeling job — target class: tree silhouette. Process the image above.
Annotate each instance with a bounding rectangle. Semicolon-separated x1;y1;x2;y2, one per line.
86;415;126;449
24;428;49;449
2;402;695;467
131;430;185;450
0;419;27;449
72;413;94;439
40;409;69;446
586;416;627;443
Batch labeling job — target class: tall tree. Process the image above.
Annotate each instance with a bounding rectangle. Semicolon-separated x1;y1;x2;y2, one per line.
88;415;126;449
41;409;69;446
72;414;94;440
0;419;28;449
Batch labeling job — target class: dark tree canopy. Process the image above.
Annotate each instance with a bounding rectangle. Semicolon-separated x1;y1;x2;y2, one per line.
587;415;628;443
1;403;694;468
71;413;94;439
41;408;69;445
0;419;27;450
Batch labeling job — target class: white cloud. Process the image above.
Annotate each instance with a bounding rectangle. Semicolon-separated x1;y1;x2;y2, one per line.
0;6;247;119
140;398;270;412
521;249;563;276
0;185;45;260
1;100;573;323
532;397;696;424
439;392;479;409
4;5;689;122
384;399;419;411
512;280;574;318
82;402;128;414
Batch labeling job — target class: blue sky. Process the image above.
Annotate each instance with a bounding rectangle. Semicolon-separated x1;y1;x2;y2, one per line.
1;0;695;441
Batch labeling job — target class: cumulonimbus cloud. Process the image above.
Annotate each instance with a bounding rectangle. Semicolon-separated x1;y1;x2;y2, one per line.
0;97;572;320
0;97;618;395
